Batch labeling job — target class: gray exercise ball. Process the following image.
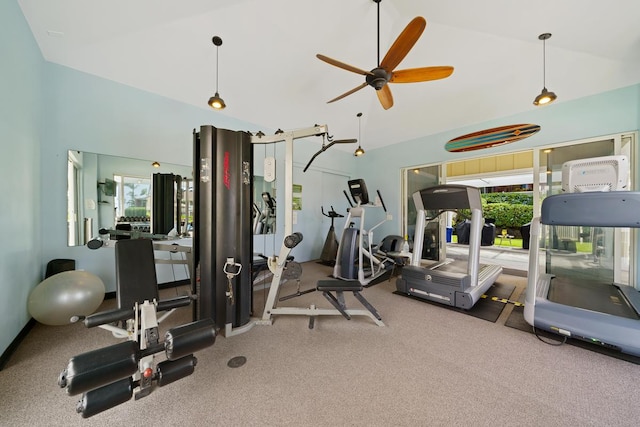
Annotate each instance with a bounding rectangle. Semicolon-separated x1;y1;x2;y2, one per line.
28;270;105;326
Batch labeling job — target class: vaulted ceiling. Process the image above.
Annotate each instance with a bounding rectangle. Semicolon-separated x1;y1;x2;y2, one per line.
18;0;640;151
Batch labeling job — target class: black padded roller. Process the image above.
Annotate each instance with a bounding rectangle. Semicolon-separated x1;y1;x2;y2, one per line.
86;239;104;250
157;355;197;387
164;319;216;361
84;308;134;328
284;232;303;248
76;377;133;418
58;341;138;396
156;295;193;312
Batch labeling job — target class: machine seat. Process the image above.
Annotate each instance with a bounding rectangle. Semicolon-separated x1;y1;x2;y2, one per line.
317;279;363;292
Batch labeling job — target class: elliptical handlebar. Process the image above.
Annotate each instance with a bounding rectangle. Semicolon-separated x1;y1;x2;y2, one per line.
343;190;354;208
321;206;344;218
376;190;387;212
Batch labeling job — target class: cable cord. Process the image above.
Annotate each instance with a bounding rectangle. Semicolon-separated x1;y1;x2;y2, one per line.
533;326;567;346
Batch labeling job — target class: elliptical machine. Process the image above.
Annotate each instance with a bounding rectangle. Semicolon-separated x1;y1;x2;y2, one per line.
333;179;394;286
319;206;344;266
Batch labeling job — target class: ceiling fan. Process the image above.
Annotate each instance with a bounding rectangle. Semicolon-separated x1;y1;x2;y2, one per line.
317;0;454;110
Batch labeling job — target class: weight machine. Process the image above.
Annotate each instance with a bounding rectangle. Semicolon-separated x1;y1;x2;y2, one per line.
58;238;215;418
192;125;384;333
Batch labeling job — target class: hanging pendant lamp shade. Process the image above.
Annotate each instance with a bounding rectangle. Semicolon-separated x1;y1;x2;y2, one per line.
354;112;365;156
533;87;556;106
208;92;226;109
533;33;557;106
208;36;226;110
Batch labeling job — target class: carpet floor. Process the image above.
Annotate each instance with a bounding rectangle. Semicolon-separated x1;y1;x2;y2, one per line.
2;261;640;426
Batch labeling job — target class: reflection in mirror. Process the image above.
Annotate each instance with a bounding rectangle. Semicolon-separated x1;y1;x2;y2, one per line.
253;175;276;234
67;150;193;246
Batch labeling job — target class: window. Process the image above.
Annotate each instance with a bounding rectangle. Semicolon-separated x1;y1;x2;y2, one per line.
114;175;151;221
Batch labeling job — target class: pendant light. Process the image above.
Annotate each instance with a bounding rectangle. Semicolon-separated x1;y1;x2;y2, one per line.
533;33;557;106
208;36;226;110
354;112;365;156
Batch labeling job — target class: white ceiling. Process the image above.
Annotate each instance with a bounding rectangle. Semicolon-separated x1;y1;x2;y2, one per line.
18;0;640;152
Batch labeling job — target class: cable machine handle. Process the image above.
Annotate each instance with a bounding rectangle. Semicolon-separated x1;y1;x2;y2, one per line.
377;190;387;212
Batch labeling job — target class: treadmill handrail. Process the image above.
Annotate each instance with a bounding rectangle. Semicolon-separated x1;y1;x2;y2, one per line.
523;217;541;325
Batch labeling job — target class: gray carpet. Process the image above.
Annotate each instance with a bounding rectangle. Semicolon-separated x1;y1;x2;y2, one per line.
2;261;640;426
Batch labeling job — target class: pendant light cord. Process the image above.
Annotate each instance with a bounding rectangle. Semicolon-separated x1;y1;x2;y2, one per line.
216;45;220;93
542;38;546;88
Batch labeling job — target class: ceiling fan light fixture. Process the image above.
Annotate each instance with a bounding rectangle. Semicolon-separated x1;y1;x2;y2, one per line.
533;33;557;106
208;36;226;110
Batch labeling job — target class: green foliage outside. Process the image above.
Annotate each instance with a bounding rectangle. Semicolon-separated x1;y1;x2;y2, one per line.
483;203;533;230
454;192;534;234
124;206;149;219
482;192;533;205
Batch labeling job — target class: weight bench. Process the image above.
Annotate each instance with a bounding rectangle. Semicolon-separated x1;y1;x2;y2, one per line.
315;279;382;328
260;232;385;328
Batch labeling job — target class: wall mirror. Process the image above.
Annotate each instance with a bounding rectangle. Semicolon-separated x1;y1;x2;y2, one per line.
67;150;278;246
66;150;193;246
253;175;276;235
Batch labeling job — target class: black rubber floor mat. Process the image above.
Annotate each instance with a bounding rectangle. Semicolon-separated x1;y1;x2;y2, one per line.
393;281;515;323
505;305;640;365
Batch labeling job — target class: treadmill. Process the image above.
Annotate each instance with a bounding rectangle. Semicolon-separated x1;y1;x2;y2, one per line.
523;191;640;356
396;184;503;309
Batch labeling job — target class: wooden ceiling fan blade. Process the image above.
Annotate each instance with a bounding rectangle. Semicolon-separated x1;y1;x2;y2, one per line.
327;82;368;103
390;66;454;83
316;54;372;76
380;17;426;72
376;85;394;110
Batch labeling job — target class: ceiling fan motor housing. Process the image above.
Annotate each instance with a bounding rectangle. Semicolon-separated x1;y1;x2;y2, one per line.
367;68;391;90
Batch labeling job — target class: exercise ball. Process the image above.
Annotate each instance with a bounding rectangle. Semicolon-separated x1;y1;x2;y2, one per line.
28;270;105;326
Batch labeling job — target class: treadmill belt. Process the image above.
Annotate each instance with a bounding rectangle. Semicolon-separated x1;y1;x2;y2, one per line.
548;277;639;320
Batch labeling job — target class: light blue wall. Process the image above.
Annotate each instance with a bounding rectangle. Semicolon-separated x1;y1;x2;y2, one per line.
356;84;640;239
0;0;44;358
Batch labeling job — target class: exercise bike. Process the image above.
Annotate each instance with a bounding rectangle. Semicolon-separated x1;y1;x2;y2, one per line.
319;206;344;266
